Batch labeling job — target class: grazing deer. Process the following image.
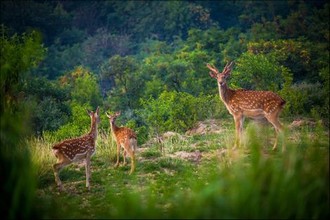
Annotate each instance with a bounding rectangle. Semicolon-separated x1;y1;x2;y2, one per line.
106;111;137;174
52;107;100;190
207;62;286;151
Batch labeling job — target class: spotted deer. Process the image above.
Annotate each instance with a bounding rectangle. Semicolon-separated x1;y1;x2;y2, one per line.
52;107;100;190
207;62;286;151
106;111;137;174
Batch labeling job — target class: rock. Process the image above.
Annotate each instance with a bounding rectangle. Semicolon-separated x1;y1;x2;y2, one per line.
186;119;223;135
289;119;318;128
170;150;202;163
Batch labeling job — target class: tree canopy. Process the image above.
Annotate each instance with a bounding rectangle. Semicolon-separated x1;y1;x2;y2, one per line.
1;0;329;137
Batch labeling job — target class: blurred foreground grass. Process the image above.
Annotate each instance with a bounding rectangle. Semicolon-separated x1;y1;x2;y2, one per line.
28;119;329;218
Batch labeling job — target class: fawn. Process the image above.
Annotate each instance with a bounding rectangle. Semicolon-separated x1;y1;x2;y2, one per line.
207;62;286;151
106;111;137;174
52;106;100;190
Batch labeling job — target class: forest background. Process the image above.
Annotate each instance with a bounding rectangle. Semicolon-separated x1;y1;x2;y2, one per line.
1;0;329;219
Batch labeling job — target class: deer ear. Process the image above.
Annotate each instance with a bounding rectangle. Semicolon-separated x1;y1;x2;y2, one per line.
223;72;230;79
206;63;218;72
116;111;121;116
86;109;93;116
105;112;111;118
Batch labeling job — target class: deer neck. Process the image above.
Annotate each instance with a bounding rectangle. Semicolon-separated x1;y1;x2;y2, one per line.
110;120;120;136
88;118;98;140
218;82;234;104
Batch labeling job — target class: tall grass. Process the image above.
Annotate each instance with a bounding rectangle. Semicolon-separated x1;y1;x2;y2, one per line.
28;129;118;186
180;123;329;219
1;110;39;220
30;119;329;218
28;136;55;184
119;123;328;218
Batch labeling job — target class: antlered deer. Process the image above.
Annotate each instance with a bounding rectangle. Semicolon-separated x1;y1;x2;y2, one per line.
106;111;137;174
207;62;286;151
52;107;100;190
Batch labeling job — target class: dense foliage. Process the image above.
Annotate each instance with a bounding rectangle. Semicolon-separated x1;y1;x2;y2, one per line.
2;1;329;139
1;1;329;218
1;26;46;220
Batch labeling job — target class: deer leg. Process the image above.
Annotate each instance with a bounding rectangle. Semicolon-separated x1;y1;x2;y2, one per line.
266;114;284;152
233;115;244;148
128;138;137;174
85;154;91;190
115;143;120;167
53;160;71;190
129;152;136;175
53;163;62;188
124;145;135;174
123;148;127;166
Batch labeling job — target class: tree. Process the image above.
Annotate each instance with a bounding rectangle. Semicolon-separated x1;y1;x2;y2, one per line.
0;1;71;45
0;27;46;112
52;66;103;139
100;55;142;111
139;91;217;134
106;1;213;42
232;52;291;91
60;66;102;108
22;77;70;135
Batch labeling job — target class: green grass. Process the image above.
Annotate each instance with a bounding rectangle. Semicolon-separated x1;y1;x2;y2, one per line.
29;118;329;219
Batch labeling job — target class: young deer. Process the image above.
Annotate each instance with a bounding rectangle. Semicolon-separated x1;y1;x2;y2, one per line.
207;62;286;151
106;111;137;174
52;107;100;190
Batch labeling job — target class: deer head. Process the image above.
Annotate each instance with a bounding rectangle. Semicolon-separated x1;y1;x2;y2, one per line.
207;62;234;86
106;111;121;123
87;106;100;124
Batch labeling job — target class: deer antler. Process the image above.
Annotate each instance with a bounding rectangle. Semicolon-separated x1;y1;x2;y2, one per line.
206;63;219;74
86;109;93;115
222;61;234;75
207;63;220;78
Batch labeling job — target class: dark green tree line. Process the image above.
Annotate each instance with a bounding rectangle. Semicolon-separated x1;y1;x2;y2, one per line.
0;0;329;137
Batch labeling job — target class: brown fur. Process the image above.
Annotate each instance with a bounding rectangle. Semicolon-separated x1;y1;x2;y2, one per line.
52;107;100;190
106;111;137;174
207;62;285;151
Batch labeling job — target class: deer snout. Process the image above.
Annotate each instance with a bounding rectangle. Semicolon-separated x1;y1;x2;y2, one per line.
218;80;225;86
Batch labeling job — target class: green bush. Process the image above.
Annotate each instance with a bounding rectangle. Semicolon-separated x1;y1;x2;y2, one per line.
139;91;223;134
125;118;149;145
52;102;92;141
280;82;326;117
231;52;291;91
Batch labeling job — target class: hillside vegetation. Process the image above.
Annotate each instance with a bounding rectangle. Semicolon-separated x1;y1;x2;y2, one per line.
31;119;329;218
1;1;329;219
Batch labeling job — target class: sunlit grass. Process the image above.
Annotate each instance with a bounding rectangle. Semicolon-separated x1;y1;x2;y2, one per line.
28;136;56;187
30;118;329;218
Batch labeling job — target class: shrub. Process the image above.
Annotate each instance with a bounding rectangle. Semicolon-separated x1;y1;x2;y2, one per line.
125;119;149;145
139;91;223;134
280;82;326;117
52;102;92;140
